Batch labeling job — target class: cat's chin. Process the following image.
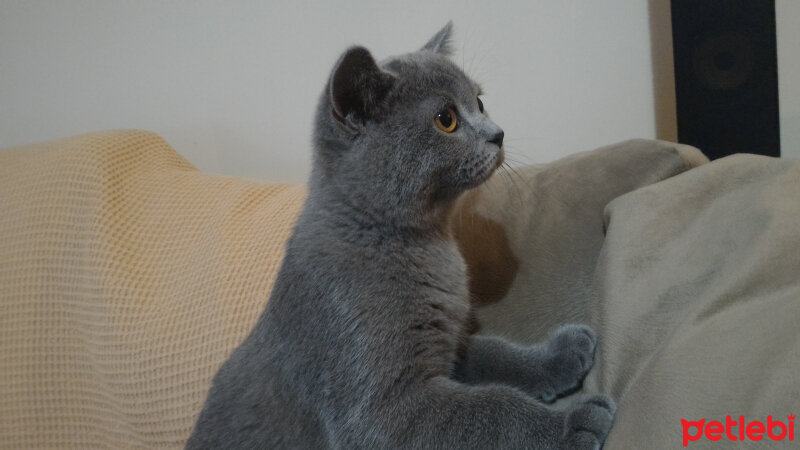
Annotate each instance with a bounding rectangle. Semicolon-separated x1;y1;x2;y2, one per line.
469;147;505;190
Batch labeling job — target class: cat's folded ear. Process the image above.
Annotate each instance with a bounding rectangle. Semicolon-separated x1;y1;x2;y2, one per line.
329;47;395;128
421;21;454;56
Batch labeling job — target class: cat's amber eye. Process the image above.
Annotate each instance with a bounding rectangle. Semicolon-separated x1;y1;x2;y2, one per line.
477;97;484;113
434;108;458;133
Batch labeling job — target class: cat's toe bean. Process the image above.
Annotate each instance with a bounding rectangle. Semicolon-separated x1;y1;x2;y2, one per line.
526;325;601;401
563;394;616;449
555;324;596;350
538;388;557;404
565;431;603;450
549;324;597;373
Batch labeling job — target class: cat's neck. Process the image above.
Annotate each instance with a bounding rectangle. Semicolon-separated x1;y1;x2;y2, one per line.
302;185;456;245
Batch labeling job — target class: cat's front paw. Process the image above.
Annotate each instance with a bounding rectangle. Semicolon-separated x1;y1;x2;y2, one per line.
537;324;597;402
562;394;616;450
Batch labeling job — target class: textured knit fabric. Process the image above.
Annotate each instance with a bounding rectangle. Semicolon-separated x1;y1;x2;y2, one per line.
0;131;306;448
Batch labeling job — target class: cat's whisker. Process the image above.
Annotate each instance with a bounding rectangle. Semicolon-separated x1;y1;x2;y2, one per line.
487;169;509;199
490;163;520;209
503;136;540;143
500;161;527;210
460;31;468;77
502;146;536;165
507;164;529;191
501;156;527;166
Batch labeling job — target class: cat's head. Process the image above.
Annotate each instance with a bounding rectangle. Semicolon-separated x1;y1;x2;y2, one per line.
311;23;504;231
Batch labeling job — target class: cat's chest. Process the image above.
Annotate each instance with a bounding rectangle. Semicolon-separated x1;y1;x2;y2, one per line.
398;239;471;318
422;242;468;295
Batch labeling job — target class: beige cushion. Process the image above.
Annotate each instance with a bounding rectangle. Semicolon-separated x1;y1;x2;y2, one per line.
592;154;800;448
467;143;800;448
463;139;707;342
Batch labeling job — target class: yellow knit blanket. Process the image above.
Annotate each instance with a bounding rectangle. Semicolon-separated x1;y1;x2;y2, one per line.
0;131;305;448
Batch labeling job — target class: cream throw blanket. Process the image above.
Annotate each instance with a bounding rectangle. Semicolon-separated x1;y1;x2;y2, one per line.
2;130;798;449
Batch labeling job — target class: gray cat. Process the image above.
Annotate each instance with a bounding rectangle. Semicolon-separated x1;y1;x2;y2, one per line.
186;23;615;449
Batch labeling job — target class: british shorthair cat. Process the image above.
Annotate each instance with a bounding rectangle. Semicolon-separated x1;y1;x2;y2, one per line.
186;23;615;449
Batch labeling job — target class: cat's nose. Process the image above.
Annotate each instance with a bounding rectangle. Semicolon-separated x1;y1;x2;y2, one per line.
488;130;504;147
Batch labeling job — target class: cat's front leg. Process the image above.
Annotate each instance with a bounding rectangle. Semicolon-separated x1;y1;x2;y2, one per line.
531;324;598;402
400;376;616;449
454;324;597;402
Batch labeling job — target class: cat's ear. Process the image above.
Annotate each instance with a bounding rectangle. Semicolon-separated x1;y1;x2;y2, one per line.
329;46;395;127
420;21;454;56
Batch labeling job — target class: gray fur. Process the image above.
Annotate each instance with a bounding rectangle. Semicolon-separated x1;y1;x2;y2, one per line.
186;24;615;449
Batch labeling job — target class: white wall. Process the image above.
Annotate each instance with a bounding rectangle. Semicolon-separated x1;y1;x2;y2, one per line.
1;1;796;183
